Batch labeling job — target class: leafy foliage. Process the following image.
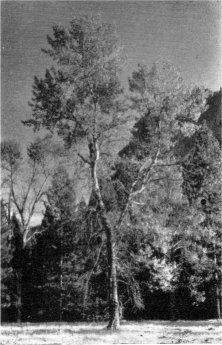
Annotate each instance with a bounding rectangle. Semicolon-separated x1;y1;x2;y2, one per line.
24;15;125;149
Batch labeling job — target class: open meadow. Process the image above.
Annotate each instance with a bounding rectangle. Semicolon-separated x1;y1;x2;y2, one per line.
1;320;222;344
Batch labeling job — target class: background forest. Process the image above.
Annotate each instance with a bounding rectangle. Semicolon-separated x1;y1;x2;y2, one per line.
1;16;221;327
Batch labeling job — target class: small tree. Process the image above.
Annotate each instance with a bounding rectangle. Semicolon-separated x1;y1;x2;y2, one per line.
1;201;16;321
1;138;54;245
1;137;54;322
46;165;76;320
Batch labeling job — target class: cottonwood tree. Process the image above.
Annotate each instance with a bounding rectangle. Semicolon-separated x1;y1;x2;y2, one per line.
113;62;208;232
23;15;130;329
114;147;185;319
1;137;54;321
1;201;16;321
1;138;55;245
180;124;222;318
111;62;209;317
134;122;222;319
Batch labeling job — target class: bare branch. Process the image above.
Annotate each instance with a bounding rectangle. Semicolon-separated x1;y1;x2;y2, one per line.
23;173;50;242
24;228;47;245
114;107;165;231
115;134;161;231
77;153;90;165
10;173;23;221
20;162;37;213
131;200;145;206
155;162;181;167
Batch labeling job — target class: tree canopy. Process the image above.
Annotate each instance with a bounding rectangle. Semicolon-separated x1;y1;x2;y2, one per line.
2;15;221;325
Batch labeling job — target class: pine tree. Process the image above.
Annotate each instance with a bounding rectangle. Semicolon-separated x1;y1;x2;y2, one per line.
23;15;127;329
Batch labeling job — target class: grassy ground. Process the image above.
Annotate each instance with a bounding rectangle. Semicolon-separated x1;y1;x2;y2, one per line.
0;320;222;344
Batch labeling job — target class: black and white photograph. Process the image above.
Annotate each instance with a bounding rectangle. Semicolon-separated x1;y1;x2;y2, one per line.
1;1;222;343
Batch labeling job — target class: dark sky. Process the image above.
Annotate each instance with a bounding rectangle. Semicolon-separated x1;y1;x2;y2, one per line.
2;1;221;143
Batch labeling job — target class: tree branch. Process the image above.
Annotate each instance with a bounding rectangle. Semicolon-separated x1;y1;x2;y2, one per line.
115;133;161;231
24;228;47;244
77;153;90;165
155;162;181;167
23;173;50;245
20;162;37;213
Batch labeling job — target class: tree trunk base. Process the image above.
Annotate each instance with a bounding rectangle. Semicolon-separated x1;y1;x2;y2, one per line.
107;317;120;330
106;300;120;330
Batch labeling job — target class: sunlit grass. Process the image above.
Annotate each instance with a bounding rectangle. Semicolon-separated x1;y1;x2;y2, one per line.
1;320;222;344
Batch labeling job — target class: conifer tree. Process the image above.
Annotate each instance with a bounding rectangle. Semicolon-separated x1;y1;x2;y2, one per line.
24;15;126;329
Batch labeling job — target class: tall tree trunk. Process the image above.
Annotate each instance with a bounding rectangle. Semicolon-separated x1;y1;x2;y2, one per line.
16;269;22;323
11;215;24;324
169;291;177;321
216;283;221;319
89;140;120;330
214;254;221;319
60;227;63;322
103;213;119;329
